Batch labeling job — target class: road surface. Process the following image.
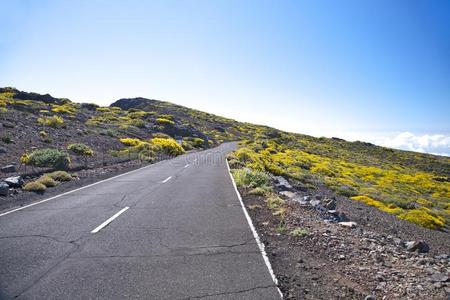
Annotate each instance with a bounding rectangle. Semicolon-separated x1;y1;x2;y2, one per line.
0;143;281;299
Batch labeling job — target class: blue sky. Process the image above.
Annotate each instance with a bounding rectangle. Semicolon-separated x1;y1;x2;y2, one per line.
1;0;449;154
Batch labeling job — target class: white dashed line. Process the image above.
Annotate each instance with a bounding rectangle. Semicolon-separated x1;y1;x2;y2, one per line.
91;207;129;234
184;164;190;168
162;176;172;183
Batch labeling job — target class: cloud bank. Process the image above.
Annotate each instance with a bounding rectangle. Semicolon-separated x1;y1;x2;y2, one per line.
377;132;450;156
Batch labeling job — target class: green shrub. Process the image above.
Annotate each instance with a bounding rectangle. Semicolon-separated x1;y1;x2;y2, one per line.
36;175;57;187
46;171;72;182
1;135;12;144
23;181;47;192
290;227;310;237
26;148;70;169
231;168;269;188
248;185;272;195
67;143;94;156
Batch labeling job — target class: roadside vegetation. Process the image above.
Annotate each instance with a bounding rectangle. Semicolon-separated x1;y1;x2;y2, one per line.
1;87;449;231
229;134;450;230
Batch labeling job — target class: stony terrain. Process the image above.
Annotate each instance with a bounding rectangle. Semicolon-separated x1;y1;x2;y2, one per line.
241;175;450;299
1;87;449;299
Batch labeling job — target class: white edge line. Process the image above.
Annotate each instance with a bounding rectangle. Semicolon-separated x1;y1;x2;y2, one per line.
0;163;155;217
162;176;172;183
226;159;283;299
91;206;129;233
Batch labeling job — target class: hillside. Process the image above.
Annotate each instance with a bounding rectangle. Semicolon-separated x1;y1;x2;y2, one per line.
0;87;449;232
1;87;450;298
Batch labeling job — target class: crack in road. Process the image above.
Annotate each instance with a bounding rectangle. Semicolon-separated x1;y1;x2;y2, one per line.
182;285;277;299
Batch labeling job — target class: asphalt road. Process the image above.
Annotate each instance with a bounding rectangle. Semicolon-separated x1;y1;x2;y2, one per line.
0;143;281;299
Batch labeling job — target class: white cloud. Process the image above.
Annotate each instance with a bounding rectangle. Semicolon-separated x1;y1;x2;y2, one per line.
375;132;450;156
311;130;450;157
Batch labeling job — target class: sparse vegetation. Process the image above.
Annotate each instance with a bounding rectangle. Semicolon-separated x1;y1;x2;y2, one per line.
37;115;64;128
23;181;47;192
67;143;94;157
46;171;72;182
25;149;71;170
36;175;58;187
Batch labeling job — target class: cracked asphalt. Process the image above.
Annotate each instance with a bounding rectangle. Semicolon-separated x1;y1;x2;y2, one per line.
0;142;280;299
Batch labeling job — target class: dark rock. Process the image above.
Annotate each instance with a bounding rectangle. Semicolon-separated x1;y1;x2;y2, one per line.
2;122;14;128
324;198;336;210
0;181;9;196
4;176;24;188
1;165;16;173
0;147;6;154
405;241;430;253
364;295;376;300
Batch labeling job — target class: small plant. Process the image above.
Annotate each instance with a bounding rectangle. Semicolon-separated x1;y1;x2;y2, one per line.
266;194;284;209
46;171;72;182
67;143;94;156
37;115;64;128
156;118;175;125
120;138;143;147
231;168;269;188
1;135;13;144
290;227;310;237
248;186;272;195
67;143;94;166
276;222;288;234
36;175;57;187
23;181;46;193
39;131;48;138
26;149;71;170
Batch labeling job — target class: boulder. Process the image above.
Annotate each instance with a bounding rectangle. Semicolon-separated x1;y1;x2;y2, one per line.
274;176;292;190
0;147;6;154
0;181;9;196
280;191;296;199
405;241;430;253
1;165;15;173
338;221;357;228
4;176;24;188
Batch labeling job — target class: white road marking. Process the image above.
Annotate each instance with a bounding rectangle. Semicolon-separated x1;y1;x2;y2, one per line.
226;159;283;299
91;207;129;234
162;176;172;183
0;163;157;217
184;164;190;168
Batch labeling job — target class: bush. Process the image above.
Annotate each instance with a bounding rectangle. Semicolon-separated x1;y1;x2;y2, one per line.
120;138;143;147
36;175;57;187
248;186;272;195
26;148;70;169
156;118;175;125
398;209;445;229
46;171;72;182
23;181;46;192
151;138;185;156
37;115;64;128
290;227;310;237
67;143;94;156
232;168;269;188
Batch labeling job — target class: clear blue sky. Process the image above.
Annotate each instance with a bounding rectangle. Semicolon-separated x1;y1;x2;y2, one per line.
1;0;449;154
